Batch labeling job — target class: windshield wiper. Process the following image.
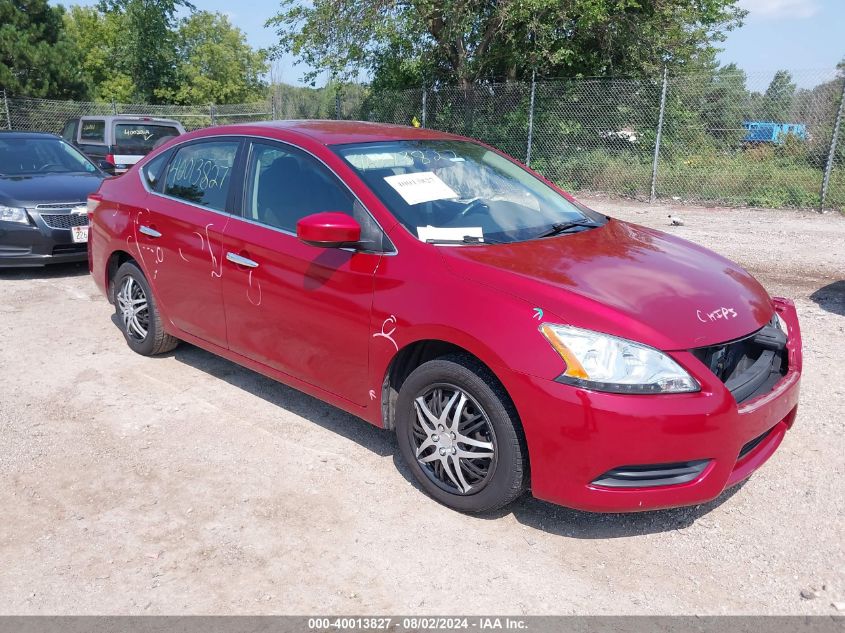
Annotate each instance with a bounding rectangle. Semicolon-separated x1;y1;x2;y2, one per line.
425;235;502;245
532;219;599;239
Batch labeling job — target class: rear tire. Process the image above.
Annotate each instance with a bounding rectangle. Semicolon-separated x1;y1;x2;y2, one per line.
114;261;178;356
395;353;527;513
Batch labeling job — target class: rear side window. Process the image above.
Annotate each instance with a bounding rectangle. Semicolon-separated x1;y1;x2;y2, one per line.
114;123;181;153
163;141;238;211
80;120;105;142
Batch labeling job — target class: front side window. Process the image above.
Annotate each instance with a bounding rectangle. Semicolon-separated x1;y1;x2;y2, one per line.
243;141;387;250
163;140;238;211
334;140;600;244
79;120;105;143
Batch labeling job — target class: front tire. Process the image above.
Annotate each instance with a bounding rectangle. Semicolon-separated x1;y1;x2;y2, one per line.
114;261;178;356
395;354;527;513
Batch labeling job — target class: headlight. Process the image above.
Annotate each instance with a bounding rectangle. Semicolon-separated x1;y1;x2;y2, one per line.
539;323;700;394
0;205;30;224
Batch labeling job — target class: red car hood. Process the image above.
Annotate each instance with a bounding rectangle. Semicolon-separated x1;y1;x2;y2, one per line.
439;219;774;350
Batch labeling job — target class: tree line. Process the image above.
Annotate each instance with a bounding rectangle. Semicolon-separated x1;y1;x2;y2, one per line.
0;0;267;104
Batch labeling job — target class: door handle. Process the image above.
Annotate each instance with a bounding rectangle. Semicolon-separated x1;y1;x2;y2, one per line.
226;252;259;268
139;225;162;238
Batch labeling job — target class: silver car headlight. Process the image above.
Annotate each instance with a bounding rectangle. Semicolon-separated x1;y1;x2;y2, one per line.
539;323;700;394
0;205;30;224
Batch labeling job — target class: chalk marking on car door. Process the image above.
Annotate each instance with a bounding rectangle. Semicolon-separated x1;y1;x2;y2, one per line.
373;314;398;351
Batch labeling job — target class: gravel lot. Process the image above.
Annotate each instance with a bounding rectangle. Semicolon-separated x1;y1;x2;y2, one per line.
1;198;843;615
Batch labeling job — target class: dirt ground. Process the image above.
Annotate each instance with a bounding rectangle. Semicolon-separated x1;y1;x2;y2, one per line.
0;198;843;615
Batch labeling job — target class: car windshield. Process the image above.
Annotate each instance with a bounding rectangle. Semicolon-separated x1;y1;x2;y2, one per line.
0;137;98;176
334;140;594;244
114;123;181;153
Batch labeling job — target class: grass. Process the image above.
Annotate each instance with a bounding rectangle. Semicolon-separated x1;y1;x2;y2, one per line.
532;150;844;211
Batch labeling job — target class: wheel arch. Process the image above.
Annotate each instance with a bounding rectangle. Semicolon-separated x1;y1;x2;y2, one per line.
380;338;517;431
105;249;137;303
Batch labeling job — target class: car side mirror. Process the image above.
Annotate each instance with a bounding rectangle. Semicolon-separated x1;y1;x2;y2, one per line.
297;212;361;249
97;160;115;175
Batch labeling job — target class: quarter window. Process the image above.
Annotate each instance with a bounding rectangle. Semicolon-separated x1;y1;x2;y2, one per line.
143;151;171;190
61;121;77;143
163;141;238;211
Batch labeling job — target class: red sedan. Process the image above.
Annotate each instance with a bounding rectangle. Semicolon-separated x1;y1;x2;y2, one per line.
88;121;802;513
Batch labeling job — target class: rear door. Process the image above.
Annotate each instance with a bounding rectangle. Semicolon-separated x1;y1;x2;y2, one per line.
220;139;386;405
140;137;242;349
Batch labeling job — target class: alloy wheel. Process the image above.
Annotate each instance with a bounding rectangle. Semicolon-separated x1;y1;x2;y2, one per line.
116;275;149;341
411;384;497;495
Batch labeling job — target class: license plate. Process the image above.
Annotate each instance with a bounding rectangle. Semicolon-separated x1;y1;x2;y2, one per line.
71;225;89;243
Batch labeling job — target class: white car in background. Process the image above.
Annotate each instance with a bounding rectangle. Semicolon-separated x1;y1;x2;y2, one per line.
61;115;186;175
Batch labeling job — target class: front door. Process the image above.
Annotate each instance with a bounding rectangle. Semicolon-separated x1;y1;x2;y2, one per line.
141;138;242;349
221;140;384;406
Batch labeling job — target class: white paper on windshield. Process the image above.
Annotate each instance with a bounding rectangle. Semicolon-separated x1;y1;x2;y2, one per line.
417;225;484;243
384;171;459;206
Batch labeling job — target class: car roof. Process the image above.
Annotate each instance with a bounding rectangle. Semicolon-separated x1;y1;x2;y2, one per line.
0;130;60;140
217;119;466;146
77;115;183;125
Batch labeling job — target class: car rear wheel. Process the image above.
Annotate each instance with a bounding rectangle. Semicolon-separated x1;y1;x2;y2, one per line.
114;261;178;356
395;354;527;513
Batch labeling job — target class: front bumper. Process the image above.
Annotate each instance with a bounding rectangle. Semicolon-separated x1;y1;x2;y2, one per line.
509;299;803;512
0;216;88;267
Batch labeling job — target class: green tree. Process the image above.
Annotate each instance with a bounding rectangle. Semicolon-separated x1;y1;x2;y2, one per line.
157;11;268;104
97;0;194;103
267;0;747;89
759;70;797;122
0;0;88;98
64;6;137;102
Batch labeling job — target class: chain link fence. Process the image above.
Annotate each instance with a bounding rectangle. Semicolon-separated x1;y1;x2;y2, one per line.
364;69;845;212
0;93;274;132
3;68;844;211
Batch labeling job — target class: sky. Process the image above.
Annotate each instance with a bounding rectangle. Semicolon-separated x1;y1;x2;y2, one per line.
57;0;845;88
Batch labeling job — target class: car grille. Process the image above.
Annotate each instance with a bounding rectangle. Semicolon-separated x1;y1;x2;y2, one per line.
35;202;86;211
691;316;788;404
40;213;89;229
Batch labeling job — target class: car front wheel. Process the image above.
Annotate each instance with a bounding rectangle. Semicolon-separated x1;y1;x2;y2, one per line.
114;261;178;356
395;354;528;513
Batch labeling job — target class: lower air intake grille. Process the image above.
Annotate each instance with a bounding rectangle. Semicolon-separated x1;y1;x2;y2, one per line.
41;214;89;229
52;243;87;255
592;459;710;488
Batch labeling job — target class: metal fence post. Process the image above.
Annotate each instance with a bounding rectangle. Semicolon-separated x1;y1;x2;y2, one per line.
2;90;11;130
421;85;427;128
111;100;117;115
819;78;845;212
526;70;536;167
209;104;216;126
650;67;669;203
335;86;341;120
271;93;277;120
